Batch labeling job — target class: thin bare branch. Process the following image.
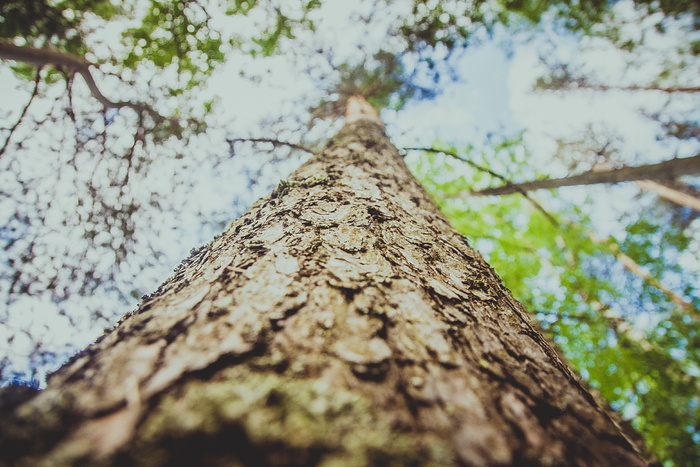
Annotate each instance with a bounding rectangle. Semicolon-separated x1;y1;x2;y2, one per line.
0;67;42;158
402;146;560;226
2;42;128;109
546;82;700;94
227;137;315;155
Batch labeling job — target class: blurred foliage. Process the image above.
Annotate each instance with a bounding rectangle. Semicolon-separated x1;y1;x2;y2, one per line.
0;0;121;51
121;1;224;90
510;5;700;458
1;0;322;94
391;0;698;60
0;0;122;84
407;135;699;466
340;0;700;120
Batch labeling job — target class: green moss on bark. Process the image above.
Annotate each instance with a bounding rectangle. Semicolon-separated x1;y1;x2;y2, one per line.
132;367;451;466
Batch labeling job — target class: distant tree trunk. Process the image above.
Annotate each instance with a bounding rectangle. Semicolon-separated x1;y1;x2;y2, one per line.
0;96;650;466
471;154;700;197
581;228;697;319
635;180;700;212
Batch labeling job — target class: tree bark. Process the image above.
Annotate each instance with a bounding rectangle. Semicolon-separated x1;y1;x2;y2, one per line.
0;97;649;466
470;154;700;197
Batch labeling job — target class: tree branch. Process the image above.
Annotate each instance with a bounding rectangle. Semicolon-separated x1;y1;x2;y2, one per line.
402;146;559;226
227;137;315;155
0;42;170;121
547;82;700;94
0;66;42;158
472;154;700;196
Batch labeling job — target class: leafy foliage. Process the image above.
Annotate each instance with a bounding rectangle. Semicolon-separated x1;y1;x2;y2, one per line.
0;0;120;51
392;0;698;62
122;1;224;89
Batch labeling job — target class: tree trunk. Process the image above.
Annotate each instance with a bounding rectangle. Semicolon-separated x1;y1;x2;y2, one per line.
635;179;700;212
471;154;700;197
0;97;649;466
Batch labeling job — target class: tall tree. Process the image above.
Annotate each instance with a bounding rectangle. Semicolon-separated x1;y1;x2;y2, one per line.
0;96;650;466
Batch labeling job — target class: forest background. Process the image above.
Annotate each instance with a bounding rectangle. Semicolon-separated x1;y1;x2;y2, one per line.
0;0;698;465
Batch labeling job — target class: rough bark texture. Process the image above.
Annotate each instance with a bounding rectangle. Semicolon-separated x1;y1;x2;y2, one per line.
472;154;700;196
0;101;649;466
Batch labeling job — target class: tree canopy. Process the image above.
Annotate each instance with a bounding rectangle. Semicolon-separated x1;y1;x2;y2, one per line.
1;0;698;465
